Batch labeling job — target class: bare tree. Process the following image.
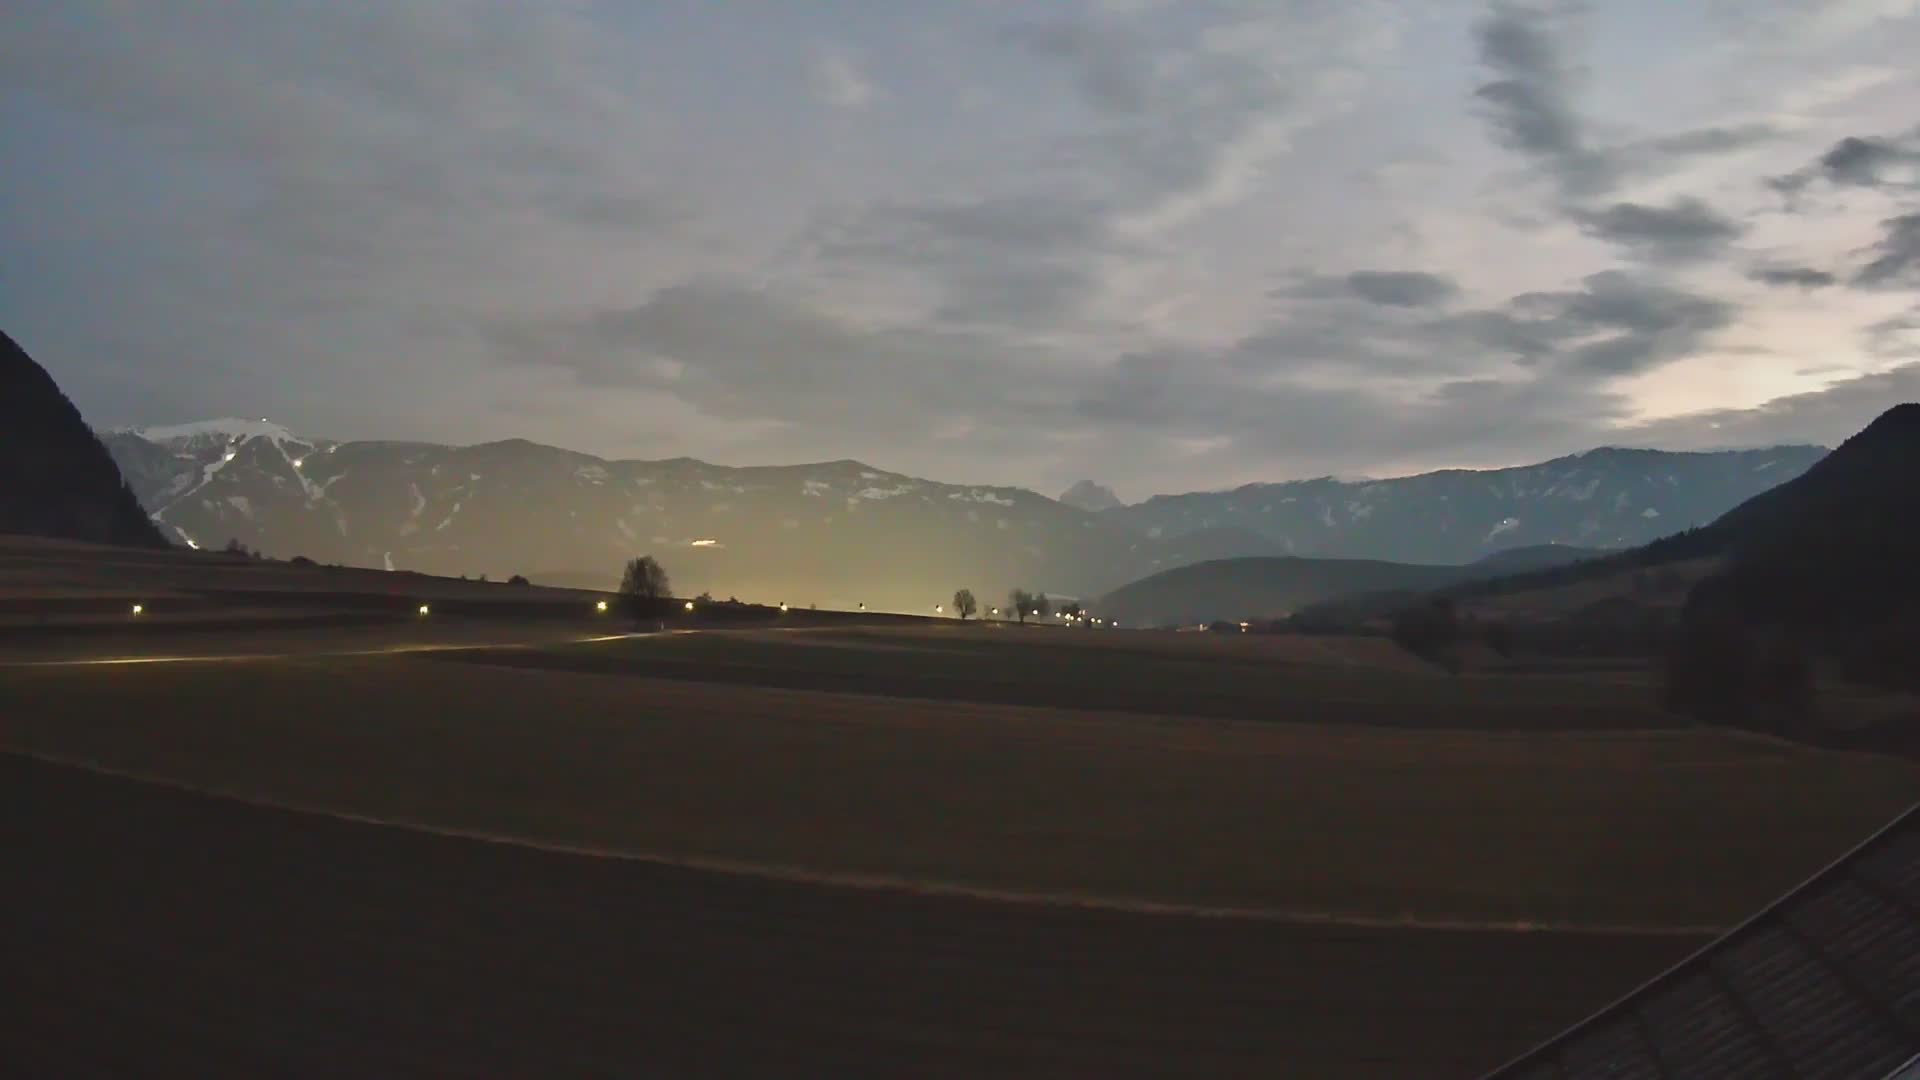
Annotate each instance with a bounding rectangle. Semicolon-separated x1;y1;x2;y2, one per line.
952;588;978;620
1034;592;1052;619
618;556;672;614
1008;588;1033;624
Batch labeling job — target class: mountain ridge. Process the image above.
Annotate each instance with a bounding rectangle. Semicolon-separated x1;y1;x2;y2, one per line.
101;417;1827;611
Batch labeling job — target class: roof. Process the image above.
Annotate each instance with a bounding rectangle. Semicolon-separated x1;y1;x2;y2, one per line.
1487;804;1920;1080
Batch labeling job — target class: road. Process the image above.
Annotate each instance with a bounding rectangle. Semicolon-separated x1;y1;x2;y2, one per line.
3;754;1694;1078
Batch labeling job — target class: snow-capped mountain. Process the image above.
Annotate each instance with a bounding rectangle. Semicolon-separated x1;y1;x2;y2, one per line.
100;421;1827;608
98;424;1273;610
1058;480;1124;513
1100;445;1829;565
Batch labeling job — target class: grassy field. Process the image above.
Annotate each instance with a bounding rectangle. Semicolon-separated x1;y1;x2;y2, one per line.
419;623;1681;731
5;755;1696;1079
5;624;1914;929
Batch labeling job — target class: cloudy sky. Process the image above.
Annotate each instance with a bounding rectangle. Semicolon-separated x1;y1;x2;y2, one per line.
4;1;1919;497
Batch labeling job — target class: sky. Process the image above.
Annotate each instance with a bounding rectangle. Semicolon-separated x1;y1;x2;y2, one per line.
3;1;1919;499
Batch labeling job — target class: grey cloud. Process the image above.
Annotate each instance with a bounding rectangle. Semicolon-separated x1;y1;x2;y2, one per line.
1072;344;1634;479
806;195;1127;329
1274;270;1460;307
1001;19;1153;114
1462;272;1738;376
1568;198;1745;264
1472;4;1590;183
1639;124;1778;159
805;6;1373;334
1748;265;1838;288
1853;213;1920;288
1864;311;1920;360
493;281;1069;436
1771;128;1920;195
1345;271;1462;307
1472;7;1775;200
1251;269;1735;380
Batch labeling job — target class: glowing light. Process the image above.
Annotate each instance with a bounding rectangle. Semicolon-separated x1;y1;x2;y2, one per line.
418;604;431;616
779;603;789;612
690;538;719;547
596;600;609;613
224;452;236;462
934;604;943;613
685;600;696;612
292;459;304;469
130;603;144;616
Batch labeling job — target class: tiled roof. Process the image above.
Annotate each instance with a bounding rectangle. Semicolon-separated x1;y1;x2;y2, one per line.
1488;805;1920;1080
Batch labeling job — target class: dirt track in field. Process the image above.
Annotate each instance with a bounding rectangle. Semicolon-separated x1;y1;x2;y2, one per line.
3;754;1696;1078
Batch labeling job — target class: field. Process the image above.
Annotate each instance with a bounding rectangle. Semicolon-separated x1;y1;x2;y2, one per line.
5;535;1918;1076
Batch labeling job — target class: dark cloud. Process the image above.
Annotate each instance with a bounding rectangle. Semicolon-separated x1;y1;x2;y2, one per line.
1255;269;1735;380
1345;271;1462;307
1274;270;1460;307
1568;198;1745;264
1470;7;1773;201
1639;125;1778;159
1771;128;1920;195
1471;3;1601;194
1470;271;1739;375
1747;265;1837;289
1853;213;1920;288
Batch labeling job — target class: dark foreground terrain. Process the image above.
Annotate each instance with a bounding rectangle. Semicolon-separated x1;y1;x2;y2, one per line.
4;755;1693;1078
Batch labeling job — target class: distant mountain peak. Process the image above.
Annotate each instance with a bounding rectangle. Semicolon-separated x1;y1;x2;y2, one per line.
1059;480;1123;512
134;417;303;447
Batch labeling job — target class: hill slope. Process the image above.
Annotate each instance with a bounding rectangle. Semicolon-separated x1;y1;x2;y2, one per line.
1094;545;1601;626
0;331;165;548
1691;403;1920;631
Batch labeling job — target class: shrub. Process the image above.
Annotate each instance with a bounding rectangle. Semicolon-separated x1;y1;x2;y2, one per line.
1391;598;1460;670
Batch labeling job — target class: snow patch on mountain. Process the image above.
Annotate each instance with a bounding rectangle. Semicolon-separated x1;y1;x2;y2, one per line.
136;418;299;445
857;483;916;500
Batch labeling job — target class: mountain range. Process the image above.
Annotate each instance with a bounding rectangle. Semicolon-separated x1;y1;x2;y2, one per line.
1102;446;1827;564
97;418;1827;612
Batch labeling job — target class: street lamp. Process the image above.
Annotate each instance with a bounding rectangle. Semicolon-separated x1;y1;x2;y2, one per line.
596;600;609;613
130;603;144;616
418;604;431;616
934;604;943;614
685;600;696;612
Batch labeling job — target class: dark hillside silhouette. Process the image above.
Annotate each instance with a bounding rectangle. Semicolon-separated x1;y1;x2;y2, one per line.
1678;404;1920;693
0;330;166;548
